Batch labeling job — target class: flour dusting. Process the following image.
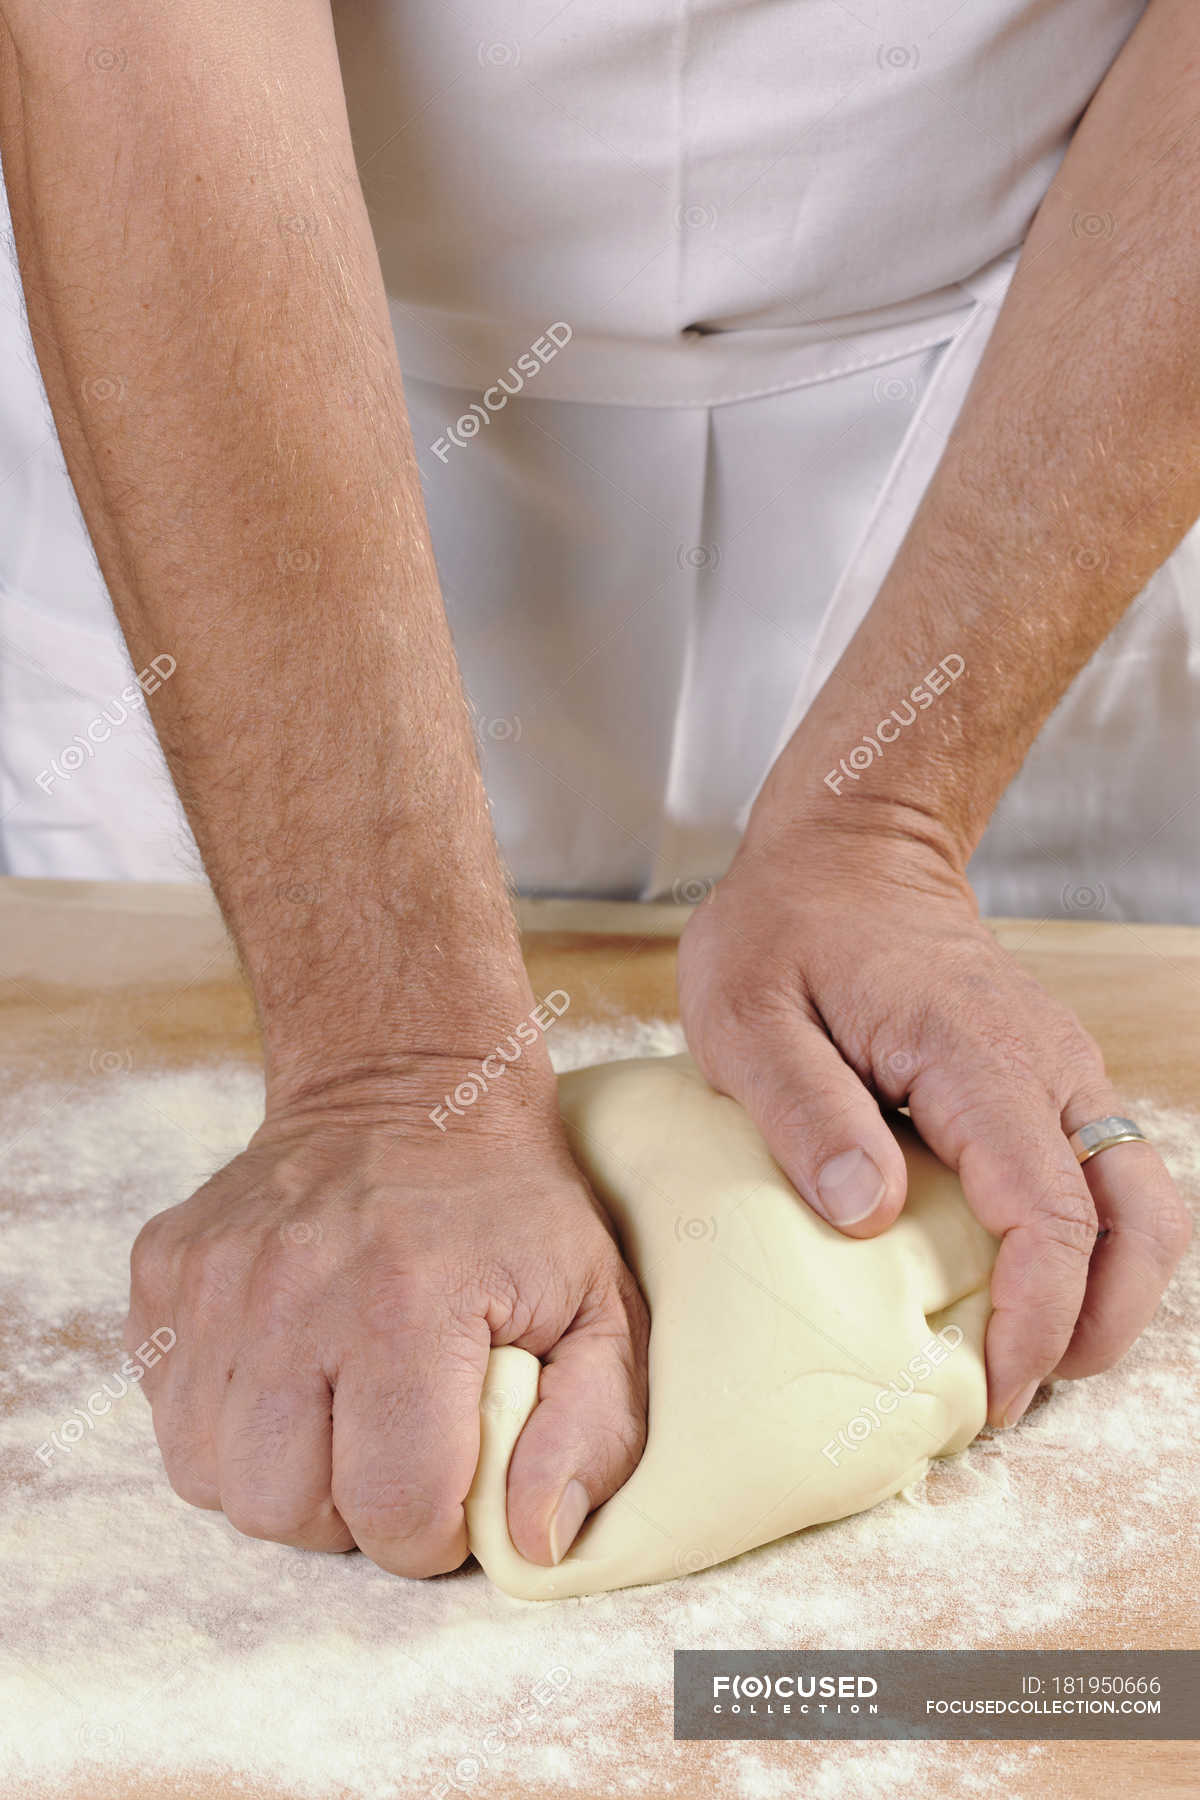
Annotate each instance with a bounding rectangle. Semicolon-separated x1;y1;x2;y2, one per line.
1;1019;1196;1798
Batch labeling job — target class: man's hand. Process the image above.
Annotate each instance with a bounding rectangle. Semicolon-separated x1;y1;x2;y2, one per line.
678;819;1191;1428
0;0;652;1566
126;1076;648;1574
676;0;1199;1431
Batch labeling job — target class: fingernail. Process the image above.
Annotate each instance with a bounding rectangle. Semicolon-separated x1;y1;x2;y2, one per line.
548;1478;591;1565
1000;1379;1040;1429
815;1148;887;1226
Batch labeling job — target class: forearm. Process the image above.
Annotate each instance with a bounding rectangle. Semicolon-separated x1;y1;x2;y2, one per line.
0;6;535;1105
750;0;1200;867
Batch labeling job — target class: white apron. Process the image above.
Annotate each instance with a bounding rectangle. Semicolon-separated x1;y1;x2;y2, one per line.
3;0;1196;920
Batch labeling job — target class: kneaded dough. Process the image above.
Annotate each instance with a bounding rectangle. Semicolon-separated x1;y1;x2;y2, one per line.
466;1053;998;1599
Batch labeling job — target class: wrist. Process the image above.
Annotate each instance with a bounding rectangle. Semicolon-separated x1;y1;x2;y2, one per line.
239;848;541;1088
744;717;977;880
735;779;976;908
260;989;572;1135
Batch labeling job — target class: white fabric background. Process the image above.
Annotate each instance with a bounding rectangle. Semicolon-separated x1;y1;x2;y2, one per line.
344;0;1148;404
1;0;1197;918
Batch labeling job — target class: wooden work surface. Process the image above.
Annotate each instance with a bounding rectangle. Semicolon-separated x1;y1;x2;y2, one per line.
1;877;1197;1800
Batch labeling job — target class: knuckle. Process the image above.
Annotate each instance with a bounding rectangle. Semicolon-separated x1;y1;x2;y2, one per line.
940;1004;1086;1112
337;1473;460;1554
996;1274;1082;1353
757;1079;861;1148
1065;1026;1108;1086
1028;1189;1098;1259
587;1261;648;1338
692;965;796;1060
129;1216;170;1295
180;1245;242;1315
353;1265;440;1338
244;1255;316;1333
597;1401;647;1472
927;1077;1033;1163
734;1051;863;1144
1019;1276;1084;1327
967;1027;1047;1096
719;971;784;1037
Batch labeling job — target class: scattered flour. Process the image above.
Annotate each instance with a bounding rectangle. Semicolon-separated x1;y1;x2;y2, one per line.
1;1019;1196;1798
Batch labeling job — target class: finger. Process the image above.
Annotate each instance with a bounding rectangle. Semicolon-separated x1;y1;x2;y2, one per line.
128;1226;230;1510
213;1248;353;1549
331;1306;489;1578
908;1068;1098;1428
1052;1088;1192;1380
703;1001;909;1237
217;1360;354;1552
150;1359;223;1511
505;1270;648;1567
125;1226;178;1409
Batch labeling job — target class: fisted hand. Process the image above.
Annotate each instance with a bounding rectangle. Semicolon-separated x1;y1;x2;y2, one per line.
126;1080;648;1573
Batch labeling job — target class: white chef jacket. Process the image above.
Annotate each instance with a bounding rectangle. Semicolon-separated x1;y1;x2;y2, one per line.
4;0;1198;921
343;0;1145;406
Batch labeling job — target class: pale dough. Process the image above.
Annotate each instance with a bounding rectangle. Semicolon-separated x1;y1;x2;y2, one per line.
466;1053;998;1599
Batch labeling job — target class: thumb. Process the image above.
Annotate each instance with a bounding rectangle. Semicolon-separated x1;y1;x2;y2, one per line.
504;1272;648;1567
704;1008;908;1237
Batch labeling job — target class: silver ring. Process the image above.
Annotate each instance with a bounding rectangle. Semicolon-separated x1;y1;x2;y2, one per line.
1068;1115;1148;1164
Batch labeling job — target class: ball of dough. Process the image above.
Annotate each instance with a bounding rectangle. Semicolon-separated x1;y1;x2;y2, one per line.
466;1053;997;1598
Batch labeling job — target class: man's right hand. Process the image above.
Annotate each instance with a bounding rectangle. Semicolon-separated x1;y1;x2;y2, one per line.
126;1081;649;1575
